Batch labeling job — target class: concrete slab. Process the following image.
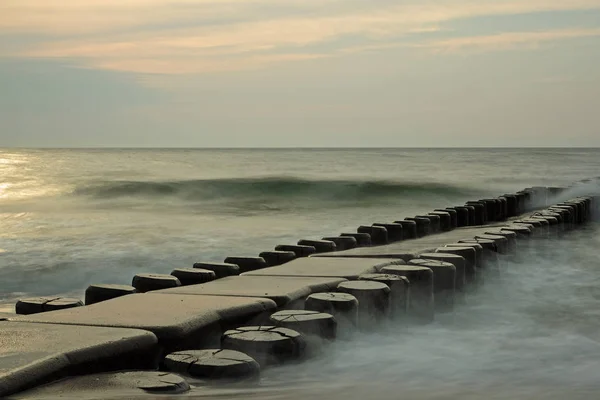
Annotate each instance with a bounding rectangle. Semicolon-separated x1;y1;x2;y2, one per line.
241;257;404;280
0;322;158;397
12;371;189;399
154;275;346;307
10;294;277;351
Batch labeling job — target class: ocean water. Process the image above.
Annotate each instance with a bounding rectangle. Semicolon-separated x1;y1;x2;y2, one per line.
2;148;600;399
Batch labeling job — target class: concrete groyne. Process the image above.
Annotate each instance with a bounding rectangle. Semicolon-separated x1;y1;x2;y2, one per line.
1;180;599;397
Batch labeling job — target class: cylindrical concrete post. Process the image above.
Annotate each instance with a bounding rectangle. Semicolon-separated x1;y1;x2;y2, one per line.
224;257;268;273
373;223;403;242
221;326;306;366
259;251;297;267
380;265;434;323
337;281;391;327
16;297;84;315
357;226;388;245
132;273;181;293
465;202;485;225
85;284;137;306
474;234;509;254
463;205;476;226
164;349;260;381
430;211;453;231
446;243;484;271
480;199;498;222
418;214;440;233
404;217;431;237
270;310;337;340
171;268;216;285
297;239;337;253
275;244;317;257
449;206;469;227
340;233;372;247
392;220;418;240
458;239;499;273
500;225;533;239
435;246;477;284
321;237;358;251
193;262;240;279
435;209;457;230
305;292;359;332
359;273;409;318
419;253;466;294
408;259;455;313
502;194;518;217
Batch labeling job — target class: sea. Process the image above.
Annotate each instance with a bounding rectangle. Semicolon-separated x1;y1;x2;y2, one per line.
1;148;600;399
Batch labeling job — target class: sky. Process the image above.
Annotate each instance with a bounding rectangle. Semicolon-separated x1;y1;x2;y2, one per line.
1;0;599;147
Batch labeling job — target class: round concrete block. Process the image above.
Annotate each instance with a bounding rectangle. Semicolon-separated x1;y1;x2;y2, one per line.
85;284;137;305
435;209;457;230
408;259;455;312
480;199;498;222
458;239;499;272
419;253;466;293
275;244;317;257
16;297;84;315
392;220;418;239
170;268;216;285
305;292;359;328
485;230;517;253
474;234;509;254
418;214;440;233
357;225;388;245
556;203;578;224
380;265;434;323
259;251;296;267
435;246;477;284
465;202;485;225
339;232;372;247
462;205;476;226
193;262;240;279
132;273;181;293
560;201;582;223
297;239;336;253
446;243;484;271
531;215;559;230
549;206;574;227
404;217;431;237
502;194;518;217
322;236;358;251
501;224;533;238
164;349;260;380
449;206;469;227
359;273;409;317
221;326;306;366
270;310;336;340
224;257;268;273
373;223;403;242
337;280;391;325
496;197;508;220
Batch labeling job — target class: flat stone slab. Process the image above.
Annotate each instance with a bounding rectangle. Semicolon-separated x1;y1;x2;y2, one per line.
13;371;189;399
312;224;521;261
163;349;260;381
10;294;277;351
155;275;346;307
0;322;158;397
241;257;404;280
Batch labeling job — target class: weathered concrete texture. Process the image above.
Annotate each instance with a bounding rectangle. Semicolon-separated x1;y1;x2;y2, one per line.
16;297;83;315
435;246;477;284
465;202;485;225
221;326;306;366
445;243;484;271
223;257;267;273
500;224;532;238
155;275;345;307
322;236;358;251
297;239;336;253
418;253;466;293
408;259;455;312
0;322;158;397
132;273;181;293
274;244;317;257
85;284;137;306
357;226;388;245
11;294;277;351
163;349;260;381
393;220;418;239
436;209;457;229
243;257;404;280
380;265;434;323
430;211;453;231
373;223;403;242
474;234;509;254
447;207;468;227
418;214;440;233
404;217;430;237
358;273;409;317
337;280;391;325
13;371;189;399
304;292;359;329
193;262;240;279
459;239;499;267
170;268;216;286
259;251;296;267
339;233;372;247
270;310;337;340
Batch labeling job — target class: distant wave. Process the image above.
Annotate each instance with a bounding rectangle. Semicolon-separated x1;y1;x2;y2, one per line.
73;177;480;204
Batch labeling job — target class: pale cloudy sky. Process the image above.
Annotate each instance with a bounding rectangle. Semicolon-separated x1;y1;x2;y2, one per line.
1;0;599;147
